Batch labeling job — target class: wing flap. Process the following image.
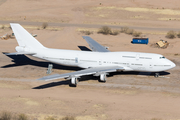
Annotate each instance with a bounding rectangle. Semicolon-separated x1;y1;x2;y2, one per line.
82;36;110;52
38;66;124;81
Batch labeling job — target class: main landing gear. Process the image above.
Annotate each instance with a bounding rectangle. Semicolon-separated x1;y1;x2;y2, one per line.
154;73;160;78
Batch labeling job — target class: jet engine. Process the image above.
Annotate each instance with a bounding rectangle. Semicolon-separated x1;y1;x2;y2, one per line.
100;73;106;82
70;77;78;86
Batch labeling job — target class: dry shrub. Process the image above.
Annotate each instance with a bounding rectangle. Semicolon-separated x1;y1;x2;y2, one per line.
8;25;12;30
174;53;179;56
80;30;93;35
17;114;28;120
110;30;120;35
166;30;176;39
61;116;75;120
45;116;56;120
0;112;29;120
42;22;48;29
151;118;162;120
120;27;129;33
97;26;112;35
177;31;180;38
133;31;142;37
1;25;5;29
52;29;58;31
125;29;134;35
120;27;142;37
0;111;12;120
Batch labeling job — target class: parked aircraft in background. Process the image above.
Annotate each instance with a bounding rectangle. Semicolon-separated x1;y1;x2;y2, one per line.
7;23;176;87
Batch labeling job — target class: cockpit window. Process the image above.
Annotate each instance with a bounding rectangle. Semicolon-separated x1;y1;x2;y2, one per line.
160;56;165;59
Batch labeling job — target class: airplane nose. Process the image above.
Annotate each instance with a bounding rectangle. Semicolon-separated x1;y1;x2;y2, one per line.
171;61;176;68
168;60;176;69
166;59;176;70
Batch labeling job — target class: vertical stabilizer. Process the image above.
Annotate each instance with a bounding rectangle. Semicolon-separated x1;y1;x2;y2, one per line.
10;23;45;49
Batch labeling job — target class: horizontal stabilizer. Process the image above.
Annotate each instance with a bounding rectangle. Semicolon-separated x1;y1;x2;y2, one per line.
38;66;124;81
5;52;36;55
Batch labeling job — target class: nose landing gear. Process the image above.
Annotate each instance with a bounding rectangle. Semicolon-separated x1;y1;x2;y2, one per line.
154;73;159;78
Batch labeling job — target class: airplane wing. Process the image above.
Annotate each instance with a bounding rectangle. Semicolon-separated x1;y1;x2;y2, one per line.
38;66;124;81
82;36;110;52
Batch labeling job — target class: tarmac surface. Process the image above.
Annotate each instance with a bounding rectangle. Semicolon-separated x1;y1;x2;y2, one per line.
1;20;180;32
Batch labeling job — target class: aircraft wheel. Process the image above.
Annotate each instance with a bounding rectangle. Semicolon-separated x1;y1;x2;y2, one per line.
98;79;106;83
69;83;77;87
154;73;159;78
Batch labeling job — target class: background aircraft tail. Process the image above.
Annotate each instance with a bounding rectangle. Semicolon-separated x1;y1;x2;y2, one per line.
10;23;45;49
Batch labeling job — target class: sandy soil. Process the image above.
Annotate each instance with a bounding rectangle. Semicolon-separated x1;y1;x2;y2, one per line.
0;0;180;120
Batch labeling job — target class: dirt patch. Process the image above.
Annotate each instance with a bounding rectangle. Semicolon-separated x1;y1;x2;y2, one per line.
0;0;6;6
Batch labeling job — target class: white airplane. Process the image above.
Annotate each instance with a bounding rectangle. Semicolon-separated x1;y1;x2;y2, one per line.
7;23;176;87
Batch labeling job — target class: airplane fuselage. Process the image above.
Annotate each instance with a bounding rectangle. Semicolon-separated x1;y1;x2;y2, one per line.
32;47;175;72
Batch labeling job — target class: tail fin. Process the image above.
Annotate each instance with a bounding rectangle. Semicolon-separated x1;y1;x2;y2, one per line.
10;23;45;49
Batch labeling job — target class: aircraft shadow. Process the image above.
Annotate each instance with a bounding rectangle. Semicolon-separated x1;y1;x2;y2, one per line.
33;80;70;89
78;46;91;51
32;71;171;89
33;75;99;89
109;71;170;76
1;52;81;71
32;71;170;89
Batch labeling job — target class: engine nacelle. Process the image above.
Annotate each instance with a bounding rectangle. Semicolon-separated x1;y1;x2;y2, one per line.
100;74;106;82
70;77;78;85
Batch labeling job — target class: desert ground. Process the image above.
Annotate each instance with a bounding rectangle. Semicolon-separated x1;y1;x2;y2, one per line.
0;0;180;120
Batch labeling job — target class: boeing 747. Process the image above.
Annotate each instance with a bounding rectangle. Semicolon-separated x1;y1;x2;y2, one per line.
7;23;176;87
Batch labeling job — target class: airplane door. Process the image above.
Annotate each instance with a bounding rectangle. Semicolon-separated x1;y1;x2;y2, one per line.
99;60;102;65
136;54;139;60
127;61;130;67
149;63;153;68
75;57;78;63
